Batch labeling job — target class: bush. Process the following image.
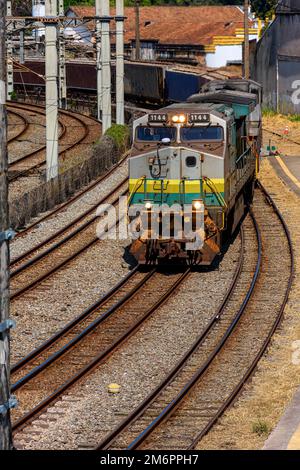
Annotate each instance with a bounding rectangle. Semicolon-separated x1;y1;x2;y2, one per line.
104;124;130;154
262;107;278;118
252;420;270;436
288;114;300;122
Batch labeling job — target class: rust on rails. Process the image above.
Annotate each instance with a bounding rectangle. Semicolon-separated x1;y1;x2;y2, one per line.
7;102;100;182
95;184;293;450
12;268;190;435
10;178;128;300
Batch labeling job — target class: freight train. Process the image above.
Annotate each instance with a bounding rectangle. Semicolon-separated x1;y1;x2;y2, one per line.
14;60;234;105
127;79;262;265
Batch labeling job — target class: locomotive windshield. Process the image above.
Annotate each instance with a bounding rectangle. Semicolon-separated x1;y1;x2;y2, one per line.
181;126;223;142
136;126;176;142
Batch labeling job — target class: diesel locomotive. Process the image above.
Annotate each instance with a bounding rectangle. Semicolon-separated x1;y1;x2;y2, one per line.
128;79;262;265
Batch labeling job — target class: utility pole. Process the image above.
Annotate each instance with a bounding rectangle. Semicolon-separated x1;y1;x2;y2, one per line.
6;0;13;100
0;0;16;450
135;0;141;61
45;0;59;180
58;0;67;109
100;0;112;133
244;0;250;79
96;0;102;122
116;0;125;125
19;29;25;64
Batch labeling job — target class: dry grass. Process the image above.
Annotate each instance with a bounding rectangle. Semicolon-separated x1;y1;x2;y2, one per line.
196;158;300;450
263;113;300;156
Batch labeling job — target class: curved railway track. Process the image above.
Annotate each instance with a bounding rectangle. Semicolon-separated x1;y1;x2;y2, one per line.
94;183;293;450
7;109;30;143
13;150;129;240
7;102;100;182
10;177;128;300
263;126;300;149
7;103;66;180
12;267;190;435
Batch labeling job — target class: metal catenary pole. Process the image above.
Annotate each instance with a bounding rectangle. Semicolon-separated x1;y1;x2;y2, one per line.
6;0;13;100
244;0;250;79
101;0;112;133
135;0;140;61
19;29;25;64
45;0;59;180
96;0;102;122
58;0;67;109
115;0;125;125
0;0;16;450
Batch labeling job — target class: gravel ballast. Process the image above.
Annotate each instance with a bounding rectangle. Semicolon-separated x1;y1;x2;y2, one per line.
13;234;242;449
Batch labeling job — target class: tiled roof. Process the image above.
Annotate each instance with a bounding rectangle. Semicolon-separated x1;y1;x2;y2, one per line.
67;5;249;46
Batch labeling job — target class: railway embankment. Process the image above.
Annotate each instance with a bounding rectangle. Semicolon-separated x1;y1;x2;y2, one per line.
9;133;122;230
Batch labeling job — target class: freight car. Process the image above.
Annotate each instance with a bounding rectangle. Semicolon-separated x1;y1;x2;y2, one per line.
13;60;224;105
127;79;262;265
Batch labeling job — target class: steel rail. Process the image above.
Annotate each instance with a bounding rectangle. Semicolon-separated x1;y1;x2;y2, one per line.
123;213;262;450
11;265;140;374
11;184;128;300
186;182;294;449
11;176;127;269
13;151;129;240
7;102;96;181
263;126;300;148
7;109;30;143
7;104;67;178
12;267;153;389
96;228;245;450
12;268;190;434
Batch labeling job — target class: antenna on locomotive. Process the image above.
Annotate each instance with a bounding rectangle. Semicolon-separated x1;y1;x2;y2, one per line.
161;137;171;145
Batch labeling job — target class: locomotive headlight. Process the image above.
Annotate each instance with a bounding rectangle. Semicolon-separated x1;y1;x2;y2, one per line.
193;201;202;210
172;114;186;123
145;201;152;210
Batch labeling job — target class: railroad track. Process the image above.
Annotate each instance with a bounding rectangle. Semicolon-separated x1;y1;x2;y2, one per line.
12;267;190;439
263;126;300;149
7;103;66;180
10;177;128;300
7;109;30;143
93;183;293;450
7;102;100;182
13;150;129;240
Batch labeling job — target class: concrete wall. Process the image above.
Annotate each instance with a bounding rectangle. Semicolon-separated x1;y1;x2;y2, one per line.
254;14;300;113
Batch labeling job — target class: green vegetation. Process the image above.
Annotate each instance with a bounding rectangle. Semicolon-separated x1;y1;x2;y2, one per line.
262;107;278;118
13;0;278;21
63;0;276;19
288;114;300;122
105;124;130;152
251;0;277;20
252;420;270;436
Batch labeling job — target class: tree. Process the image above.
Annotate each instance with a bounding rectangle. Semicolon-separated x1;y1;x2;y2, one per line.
250;0;277;19
12;0;32;16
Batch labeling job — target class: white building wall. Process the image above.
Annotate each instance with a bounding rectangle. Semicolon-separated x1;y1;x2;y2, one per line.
32;1;46;37
206;34;257;68
206;44;242;67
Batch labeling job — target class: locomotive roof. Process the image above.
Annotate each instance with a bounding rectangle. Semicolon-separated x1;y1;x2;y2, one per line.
160;102;224;112
187;90;257;106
